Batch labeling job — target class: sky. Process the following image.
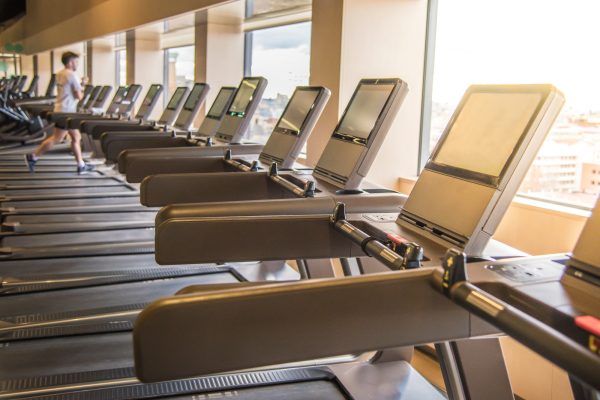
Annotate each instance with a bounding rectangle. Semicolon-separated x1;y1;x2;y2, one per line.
250;22;311;99
432;0;600;113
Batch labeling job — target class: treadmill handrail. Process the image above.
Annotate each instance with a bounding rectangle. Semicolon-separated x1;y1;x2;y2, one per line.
133;268;474;382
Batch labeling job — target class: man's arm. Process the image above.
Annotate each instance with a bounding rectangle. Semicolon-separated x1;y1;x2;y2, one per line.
71;72;84;100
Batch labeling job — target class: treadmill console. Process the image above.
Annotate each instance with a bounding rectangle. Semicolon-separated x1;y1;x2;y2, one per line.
105;86;128;114
114;84;143;115
157;86;189;126
196;87;237;137
214;77;268;143
92;85;113;109
399;84;565;254
134;84;163;121
173;83;210;131
314;78;408;190
259;86;330;168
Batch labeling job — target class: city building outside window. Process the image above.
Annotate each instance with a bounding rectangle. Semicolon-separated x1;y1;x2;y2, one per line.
245;21;311;144
425;0;600;208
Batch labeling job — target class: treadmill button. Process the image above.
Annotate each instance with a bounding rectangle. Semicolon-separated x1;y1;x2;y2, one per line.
575;315;600;337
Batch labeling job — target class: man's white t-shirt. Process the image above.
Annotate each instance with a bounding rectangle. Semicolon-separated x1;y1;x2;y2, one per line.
53;68;82;112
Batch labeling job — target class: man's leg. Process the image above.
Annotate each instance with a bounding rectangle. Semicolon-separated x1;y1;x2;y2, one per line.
68;129;95;174
68;129;84;165
25;127;68;172
33;127;68;158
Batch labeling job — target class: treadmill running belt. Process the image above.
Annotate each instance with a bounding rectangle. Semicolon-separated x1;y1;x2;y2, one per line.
1;366;344;400
0;271;239;317
1;186;133;196
2;227;155;247
0;264;235;295
1;196;142;209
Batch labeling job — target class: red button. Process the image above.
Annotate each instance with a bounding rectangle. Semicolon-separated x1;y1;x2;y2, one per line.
386;233;408;245
575;315;600;336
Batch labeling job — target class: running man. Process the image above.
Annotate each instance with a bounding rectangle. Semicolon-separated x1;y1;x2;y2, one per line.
25;51;94;174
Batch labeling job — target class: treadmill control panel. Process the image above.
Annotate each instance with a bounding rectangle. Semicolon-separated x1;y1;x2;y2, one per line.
485;260;564;283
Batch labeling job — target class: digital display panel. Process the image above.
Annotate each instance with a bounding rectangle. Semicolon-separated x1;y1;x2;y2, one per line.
183;84;205;111
167;87;187;110
432;92;542;179
228;79;260;115
336;83;395;140
142;85;161;106
207;88;235;118
276;89;320;134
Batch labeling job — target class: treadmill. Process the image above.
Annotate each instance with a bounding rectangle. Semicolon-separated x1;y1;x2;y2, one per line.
0;87;212;217
83;83;208;158
0;78;407;260
0;86;329;243
0;85;335;290
103;86;236;164
121;85;330;182
0;84;563;400
0;85;161;176
108;77;268;168
128;84;565;400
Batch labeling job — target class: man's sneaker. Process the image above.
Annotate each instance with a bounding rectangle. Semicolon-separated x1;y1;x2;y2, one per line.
24;154;37;173
77;163;95;175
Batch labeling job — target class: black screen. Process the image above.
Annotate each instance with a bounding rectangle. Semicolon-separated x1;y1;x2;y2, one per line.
336;83;395;141
228;79;260;115
207;88;235;118
142;85;161;106
167;88;187;110
183;84;206;111
276;89;320;134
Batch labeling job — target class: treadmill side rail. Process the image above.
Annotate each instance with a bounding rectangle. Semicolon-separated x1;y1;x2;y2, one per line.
134;269;476;382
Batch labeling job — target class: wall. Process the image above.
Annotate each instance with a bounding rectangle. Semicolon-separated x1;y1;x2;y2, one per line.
0;0;234;55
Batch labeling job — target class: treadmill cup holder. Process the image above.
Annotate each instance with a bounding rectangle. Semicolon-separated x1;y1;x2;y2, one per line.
268;162;316;198
436;249;600;392
223;150;262;173
329;202;423;270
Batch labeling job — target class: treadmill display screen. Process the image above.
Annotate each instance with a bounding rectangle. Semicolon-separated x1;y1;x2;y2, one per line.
432;92;543;182
167;87;187;110
183;84;206;111
228;79;260;116
113;87;127;104
207;88;236;118
123;85;140;102
276;89;320;135
94;86;111;106
142;85;161;106
335;83;395;144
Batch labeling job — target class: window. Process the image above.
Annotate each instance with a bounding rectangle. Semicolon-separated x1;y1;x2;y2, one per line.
245;21;311;143
246;0;311;18
114;33;127;87
115;49;126;87
163;46;195;101
425;0;600;208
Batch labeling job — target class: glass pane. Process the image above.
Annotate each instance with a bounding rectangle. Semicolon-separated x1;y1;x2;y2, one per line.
247;0;311;17
164;13;195;32
428;0;600;208
165;46;195;99
116;49;126;86
247;21;311;144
